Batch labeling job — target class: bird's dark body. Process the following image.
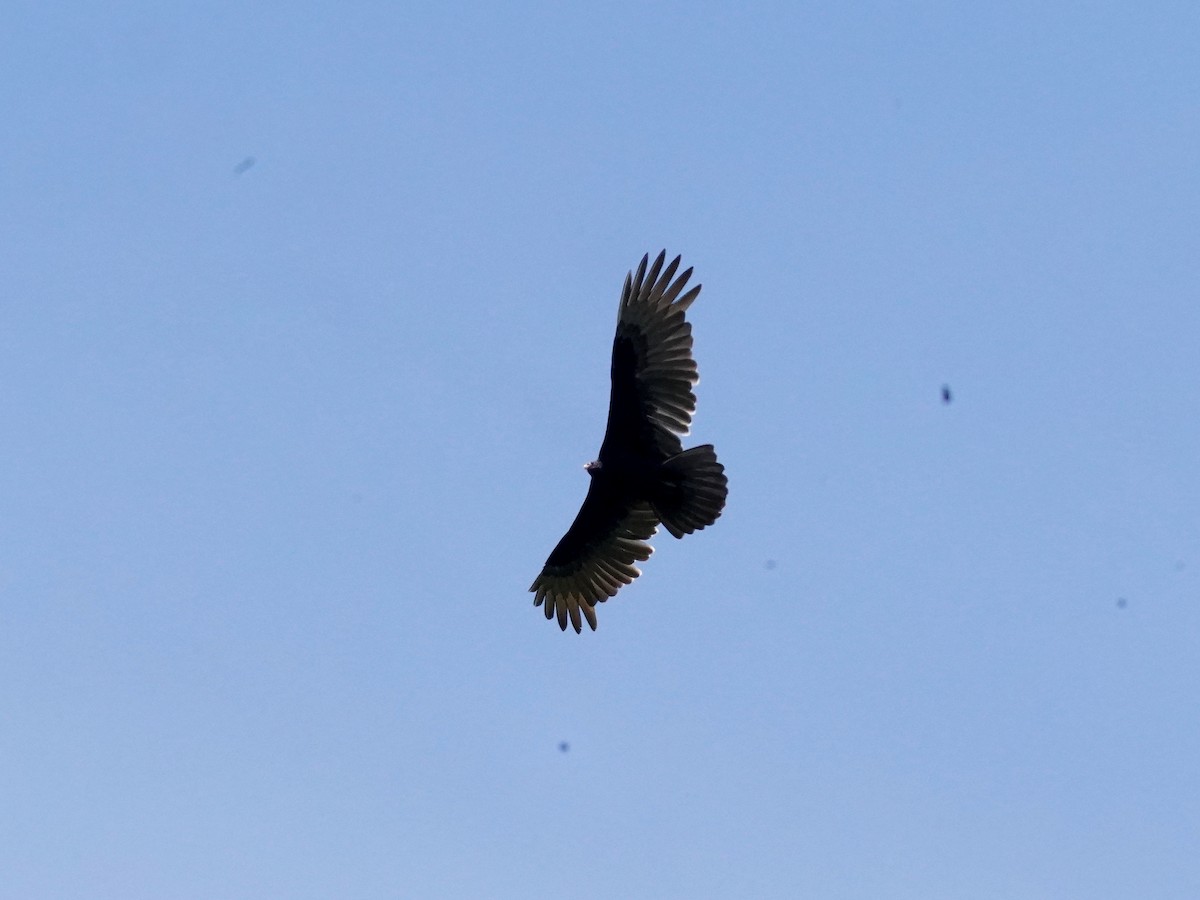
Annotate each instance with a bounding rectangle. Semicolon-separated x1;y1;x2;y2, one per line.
595;451;668;499
529;251;728;632
544;457;663;568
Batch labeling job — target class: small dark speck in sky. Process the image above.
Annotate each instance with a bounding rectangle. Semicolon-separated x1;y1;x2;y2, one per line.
765;559;777;570
234;156;257;175
1116;597;1128;609
941;384;952;404
558;741;570;753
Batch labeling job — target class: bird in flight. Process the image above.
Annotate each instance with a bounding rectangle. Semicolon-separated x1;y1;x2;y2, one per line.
530;251;728;632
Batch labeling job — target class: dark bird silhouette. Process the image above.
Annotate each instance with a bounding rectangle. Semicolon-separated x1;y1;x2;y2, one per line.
530;251;728;632
941;384;952;404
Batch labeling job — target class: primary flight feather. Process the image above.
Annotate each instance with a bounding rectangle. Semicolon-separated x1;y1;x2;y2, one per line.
530;251;728;632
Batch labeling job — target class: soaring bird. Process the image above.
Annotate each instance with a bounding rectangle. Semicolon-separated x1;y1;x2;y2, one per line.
530;251;727;632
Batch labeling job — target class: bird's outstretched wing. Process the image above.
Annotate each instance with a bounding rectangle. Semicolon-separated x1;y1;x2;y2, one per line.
599;251;702;461
529;480;659;633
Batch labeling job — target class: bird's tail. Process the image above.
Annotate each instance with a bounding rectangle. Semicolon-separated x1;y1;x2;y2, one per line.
653;445;728;539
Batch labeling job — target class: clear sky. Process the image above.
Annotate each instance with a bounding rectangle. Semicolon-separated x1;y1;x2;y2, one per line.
2;3;1198;898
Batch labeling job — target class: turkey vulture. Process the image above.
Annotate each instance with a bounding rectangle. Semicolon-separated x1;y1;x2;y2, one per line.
530;251;728;632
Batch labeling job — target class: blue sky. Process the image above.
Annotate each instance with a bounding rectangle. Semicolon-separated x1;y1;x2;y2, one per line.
2;2;1198;897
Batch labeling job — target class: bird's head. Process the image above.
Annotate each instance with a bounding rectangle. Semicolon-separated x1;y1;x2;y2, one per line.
584;460;603;475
